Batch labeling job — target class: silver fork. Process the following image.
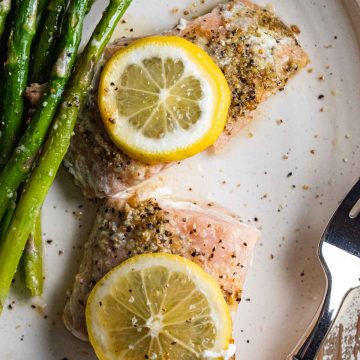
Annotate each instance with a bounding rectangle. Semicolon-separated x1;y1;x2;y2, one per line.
288;179;360;360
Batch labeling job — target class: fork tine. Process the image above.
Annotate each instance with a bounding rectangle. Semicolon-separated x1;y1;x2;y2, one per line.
349;198;360;219
322;178;360;256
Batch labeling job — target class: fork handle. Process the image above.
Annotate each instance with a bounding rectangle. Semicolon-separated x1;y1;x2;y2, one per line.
290;286;334;360
291;287;336;360
289;261;357;360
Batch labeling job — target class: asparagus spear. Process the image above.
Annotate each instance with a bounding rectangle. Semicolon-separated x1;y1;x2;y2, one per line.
0;200;15;244
30;0;69;84
0;0;132;314
86;0;94;13
20;215;43;296
0;0;41;168
0;0;11;40
0;0;91;222
36;0;47;22
0;0;15;74
0;193;43;295
20;0;67;297
21;0;91;296
1;0;47;296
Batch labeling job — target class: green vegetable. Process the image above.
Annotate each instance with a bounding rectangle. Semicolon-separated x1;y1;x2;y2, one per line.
0;0;41;168
0;0;44;297
0;0;132;314
86;0;94;14
20;0;84;297
36;0;47;22
0;0;15;75
0;200;15;244
1;0;90;296
0;0;11;40
33;0;47;26
30;0;69;84
20;215;43;296
20;0;70;297
0;0;91;222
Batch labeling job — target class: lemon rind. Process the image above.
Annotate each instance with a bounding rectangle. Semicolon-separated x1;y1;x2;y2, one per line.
86;253;232;360
98;36;231;164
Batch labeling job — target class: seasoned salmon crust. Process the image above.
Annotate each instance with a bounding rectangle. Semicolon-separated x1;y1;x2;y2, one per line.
63;196;260;340
61;0;309;199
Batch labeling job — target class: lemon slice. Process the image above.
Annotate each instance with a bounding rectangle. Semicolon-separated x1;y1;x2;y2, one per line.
98;36;230;163
86;253;232;360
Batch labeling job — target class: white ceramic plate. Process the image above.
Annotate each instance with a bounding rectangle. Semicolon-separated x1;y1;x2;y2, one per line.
0;0;359;359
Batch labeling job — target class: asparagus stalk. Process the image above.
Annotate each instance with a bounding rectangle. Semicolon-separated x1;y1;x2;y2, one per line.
20;215;43;296
30;0;69;84
86;0;94;13
0;0;92;222
36;0;47;22
20;0;67;297
0;193;43;295
1;0;47;296
0;0;11;40
0;0;132;314
0;200;15;244
21;0;90;297
0;0;41;168
0;0;15;74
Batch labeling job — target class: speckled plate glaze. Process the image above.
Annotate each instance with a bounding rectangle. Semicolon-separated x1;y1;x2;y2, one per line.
0;0;359;359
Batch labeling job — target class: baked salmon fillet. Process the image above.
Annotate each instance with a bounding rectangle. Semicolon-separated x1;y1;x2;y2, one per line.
63;195;260;341
59;0;309;199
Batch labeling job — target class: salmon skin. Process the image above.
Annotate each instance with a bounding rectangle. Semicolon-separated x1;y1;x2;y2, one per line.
60;0;308;199
63;195;260;341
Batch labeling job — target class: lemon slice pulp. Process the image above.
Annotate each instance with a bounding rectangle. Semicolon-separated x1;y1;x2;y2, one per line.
98;36;230;163
86;253;232;360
